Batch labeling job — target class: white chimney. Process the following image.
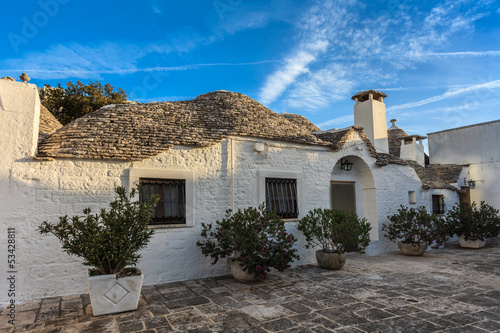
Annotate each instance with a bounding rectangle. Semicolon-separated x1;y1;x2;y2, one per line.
400;135;426;167
352;90;389;154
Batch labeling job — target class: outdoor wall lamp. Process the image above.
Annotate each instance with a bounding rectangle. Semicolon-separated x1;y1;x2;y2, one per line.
340;158;353;171
468;180;476;187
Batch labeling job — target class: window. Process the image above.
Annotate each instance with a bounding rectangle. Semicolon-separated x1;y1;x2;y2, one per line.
265;178;298;218
140;178;186;225
432;195;445;215
408;191;416;204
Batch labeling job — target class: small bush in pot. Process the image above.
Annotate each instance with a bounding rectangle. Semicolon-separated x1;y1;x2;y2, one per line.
196;205;299;280
298;208;371;269
446;201;500;244
38;186;158;315
383;205;447;255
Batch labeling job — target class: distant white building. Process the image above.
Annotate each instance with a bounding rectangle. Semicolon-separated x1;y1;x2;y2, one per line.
428;120;500;210
0;79;464;303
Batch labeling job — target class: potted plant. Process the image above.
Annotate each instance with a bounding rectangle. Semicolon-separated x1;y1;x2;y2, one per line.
383;205;448;256
38;186;158;316
445;201;500;248
298;208;371;270
196;205;299;282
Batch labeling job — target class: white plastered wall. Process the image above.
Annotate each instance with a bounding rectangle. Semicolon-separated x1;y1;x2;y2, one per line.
0;79;461;303
428;121;500;210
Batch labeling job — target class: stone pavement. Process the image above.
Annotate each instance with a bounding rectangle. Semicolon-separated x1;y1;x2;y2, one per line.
2;238;500;333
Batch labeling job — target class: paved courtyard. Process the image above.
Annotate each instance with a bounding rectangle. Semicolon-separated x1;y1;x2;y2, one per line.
2;238;500;333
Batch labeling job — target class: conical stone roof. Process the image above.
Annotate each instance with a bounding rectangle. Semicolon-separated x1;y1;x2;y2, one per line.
38;91;330;160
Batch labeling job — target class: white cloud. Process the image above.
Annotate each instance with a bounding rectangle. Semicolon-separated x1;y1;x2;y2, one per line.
258;0;354;105
388;79;500;112
410;50;500;59
1;60;279;79
258;50;317;105
317;115;354;130
285;64;355;110
1;43;146;79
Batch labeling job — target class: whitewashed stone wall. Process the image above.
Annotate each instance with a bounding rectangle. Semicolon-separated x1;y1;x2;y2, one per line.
0;82;459;304
428;121;500;210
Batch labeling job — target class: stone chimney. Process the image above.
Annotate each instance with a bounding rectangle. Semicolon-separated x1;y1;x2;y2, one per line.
352;90;389;154
400;135;426;166
0;79;41;160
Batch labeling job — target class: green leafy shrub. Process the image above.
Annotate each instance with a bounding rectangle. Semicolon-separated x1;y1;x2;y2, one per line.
446;201;500;241
298;208;371;254
383;205;448;247
196;205;299;280
38;186;158;276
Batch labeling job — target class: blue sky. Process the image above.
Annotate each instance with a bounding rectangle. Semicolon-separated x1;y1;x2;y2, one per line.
1;0;500;138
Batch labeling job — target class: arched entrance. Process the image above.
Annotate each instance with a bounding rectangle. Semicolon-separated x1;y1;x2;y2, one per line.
331;155;378;241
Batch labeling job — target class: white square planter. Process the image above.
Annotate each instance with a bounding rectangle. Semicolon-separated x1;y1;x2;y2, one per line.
458;235;486;249
87;268;144;316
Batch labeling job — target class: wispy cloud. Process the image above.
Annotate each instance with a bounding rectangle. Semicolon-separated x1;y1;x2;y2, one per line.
411;50;500;59
317;115;354;130
388;79;500;112
2;60;279;76
260;0;497;114
152;0;162;15
258;0;352;105
259;47;323;105
285;64;355;110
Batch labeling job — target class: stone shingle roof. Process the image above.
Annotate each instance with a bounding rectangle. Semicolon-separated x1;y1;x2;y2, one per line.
376;154;460;190
351;90;387;102
38;91;331;160
427;164;465;185
313;127;378;158
387;128;408;157
279;113;320;132
38;105;63;143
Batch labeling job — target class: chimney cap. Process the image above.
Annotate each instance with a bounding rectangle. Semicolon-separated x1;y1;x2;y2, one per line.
388;119;401;130
403;134;427;142
351;90;387;102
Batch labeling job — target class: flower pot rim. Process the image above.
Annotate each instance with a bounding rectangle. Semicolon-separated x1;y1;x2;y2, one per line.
87;267;143;280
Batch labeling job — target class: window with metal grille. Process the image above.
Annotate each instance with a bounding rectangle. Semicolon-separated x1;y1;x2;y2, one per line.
432;195;445;215
140;178;186;225
265;178;298;219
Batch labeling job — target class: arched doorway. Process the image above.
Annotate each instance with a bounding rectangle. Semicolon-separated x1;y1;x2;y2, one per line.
331;155;378;241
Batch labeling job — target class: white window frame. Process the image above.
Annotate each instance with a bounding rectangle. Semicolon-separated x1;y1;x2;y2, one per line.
258;170;303;221
129;168;194;228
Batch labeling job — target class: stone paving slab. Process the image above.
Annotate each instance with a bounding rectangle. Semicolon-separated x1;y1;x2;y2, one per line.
2;238;500;333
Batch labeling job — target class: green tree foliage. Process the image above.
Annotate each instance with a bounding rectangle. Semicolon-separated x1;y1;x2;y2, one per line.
298;208;371;254
38;186;158;276
197;205;299;280
383;205;448;247
446;201;500;241
40;80;127;125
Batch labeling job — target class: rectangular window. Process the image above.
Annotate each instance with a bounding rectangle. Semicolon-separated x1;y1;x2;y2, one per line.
408;191;416;204
432;195;445;215
265;178;298;219
140;178;186;225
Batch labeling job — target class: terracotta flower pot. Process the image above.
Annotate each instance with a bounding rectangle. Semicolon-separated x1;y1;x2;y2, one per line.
397;242;427;256
228;259;258;282
315;250;347;270
458;235;486;249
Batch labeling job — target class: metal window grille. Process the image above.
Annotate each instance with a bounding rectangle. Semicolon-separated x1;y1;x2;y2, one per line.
265;178;298;218
140;178;186;224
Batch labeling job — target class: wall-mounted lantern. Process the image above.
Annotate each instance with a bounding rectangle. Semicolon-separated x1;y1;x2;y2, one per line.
468;180;476;187
340;158;353;171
